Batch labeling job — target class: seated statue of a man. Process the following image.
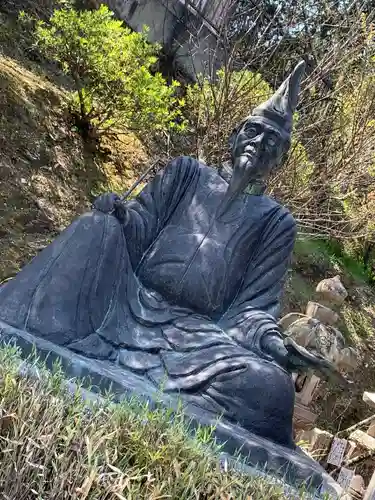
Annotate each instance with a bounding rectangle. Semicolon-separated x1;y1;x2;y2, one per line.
0;61;341;449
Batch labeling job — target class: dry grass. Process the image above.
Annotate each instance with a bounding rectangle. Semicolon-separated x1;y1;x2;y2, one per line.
0;346;298;500
0;53;93;280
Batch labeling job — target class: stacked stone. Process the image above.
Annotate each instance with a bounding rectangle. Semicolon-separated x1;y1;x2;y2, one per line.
279;276;357;436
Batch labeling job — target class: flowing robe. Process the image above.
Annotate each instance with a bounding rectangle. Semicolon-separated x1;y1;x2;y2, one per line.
0;156;297;446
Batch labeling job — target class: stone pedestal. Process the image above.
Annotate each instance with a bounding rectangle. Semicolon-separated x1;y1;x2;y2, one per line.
0;319;344;498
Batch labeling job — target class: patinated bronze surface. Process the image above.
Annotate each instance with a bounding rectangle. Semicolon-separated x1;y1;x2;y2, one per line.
0;62;340;491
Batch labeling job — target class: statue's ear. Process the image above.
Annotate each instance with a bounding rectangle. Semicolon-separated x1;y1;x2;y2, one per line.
228;127;238;151
274;139;291;171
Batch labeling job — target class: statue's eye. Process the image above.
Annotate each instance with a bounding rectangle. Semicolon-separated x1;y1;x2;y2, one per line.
267;137;277;148
246;126;257;138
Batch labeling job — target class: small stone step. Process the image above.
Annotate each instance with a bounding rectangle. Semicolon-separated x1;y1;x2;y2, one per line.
349;429;375;452
363;391;375;409
278;312;306;331
297;427;333;461
305;301;339;325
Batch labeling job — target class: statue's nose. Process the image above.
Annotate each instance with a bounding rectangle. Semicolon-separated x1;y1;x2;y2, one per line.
245;133;264;154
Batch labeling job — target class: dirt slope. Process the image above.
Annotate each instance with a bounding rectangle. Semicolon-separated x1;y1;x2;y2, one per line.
0;11;147;281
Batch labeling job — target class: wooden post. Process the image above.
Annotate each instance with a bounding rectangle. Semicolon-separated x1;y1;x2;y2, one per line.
295;373;320;406
364;469;375;500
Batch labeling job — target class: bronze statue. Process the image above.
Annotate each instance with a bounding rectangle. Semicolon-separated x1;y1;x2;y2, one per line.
0;61;342;451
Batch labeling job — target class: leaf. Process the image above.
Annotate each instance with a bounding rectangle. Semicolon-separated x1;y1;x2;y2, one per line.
75;469;97;499
34;5;182;139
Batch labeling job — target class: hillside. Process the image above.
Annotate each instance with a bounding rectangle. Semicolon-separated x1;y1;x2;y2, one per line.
0;9;148;282
1;0;375;475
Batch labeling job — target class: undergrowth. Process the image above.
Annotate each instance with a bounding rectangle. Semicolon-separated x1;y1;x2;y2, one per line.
0;345;308;500
294;237;373;285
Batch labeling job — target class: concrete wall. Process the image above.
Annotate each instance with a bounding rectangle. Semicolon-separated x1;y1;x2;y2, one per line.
106;0;182;45
106;0;223;80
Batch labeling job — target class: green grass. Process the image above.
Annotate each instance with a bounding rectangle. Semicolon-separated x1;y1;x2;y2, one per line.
294;236;371;284
0;345;309;499
291;235;375;342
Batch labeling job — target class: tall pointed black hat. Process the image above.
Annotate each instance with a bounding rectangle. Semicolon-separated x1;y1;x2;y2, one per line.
250;60;306;135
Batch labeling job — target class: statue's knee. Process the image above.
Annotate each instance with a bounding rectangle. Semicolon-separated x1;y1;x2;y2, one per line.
75;210;122;235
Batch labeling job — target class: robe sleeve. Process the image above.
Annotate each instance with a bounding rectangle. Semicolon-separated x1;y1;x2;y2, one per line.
122;156;200;268
219;207;297;355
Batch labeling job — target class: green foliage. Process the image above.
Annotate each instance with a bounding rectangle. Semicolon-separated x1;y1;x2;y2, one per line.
341;302;374;341
186;69;272;129
330;66;375;237
282;134;315;194
34;5;184;139
294;236;372;284
182;68;314;193
182;69;272;162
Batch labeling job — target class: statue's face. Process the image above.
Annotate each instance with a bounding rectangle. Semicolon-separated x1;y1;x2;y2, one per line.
231;117;290;183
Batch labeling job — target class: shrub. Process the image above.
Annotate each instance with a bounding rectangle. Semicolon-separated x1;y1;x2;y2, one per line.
34;5;184;141
181;69;272;163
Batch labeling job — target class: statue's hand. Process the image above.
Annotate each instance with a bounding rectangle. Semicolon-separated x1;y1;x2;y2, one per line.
93;193;120;213
92;193;127;223
284;337;352;388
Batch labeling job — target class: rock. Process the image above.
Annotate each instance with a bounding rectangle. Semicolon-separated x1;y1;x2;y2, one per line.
306;301;339;325
349;430;375;457
297;427;334;461
316;275;348;305
282;316;320;346
349;474;365;495
336;347;357;372
295;373;321;405
283;317;350;368
279;312;306;331
363;391;375;409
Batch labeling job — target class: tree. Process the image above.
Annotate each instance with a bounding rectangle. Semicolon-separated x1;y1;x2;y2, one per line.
34;5;184;141
227;0;357;82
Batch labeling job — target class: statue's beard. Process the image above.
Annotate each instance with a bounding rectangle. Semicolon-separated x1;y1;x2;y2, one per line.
217;156;268;217
232;155;264;186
